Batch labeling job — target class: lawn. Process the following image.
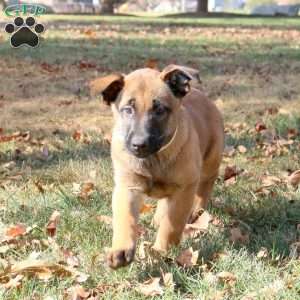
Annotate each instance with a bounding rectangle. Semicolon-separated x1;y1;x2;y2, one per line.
0;14;300;299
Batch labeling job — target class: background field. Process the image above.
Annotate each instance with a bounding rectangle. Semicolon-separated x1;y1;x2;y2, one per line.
0;15;300;299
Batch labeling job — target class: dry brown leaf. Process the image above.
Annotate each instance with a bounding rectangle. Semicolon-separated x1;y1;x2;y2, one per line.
62;249;80;267
161;272;174;290
34;180;45;194
183;211;212;239
83;29;97;39
5;224;26;239
261;175;282;187
224;165;239;181
95;215;112;225
176;247;198;267
69;285;90;299
237;145;247;153
79;182;95;201
288;170;300;187
140;203;155;214
0;131;22;143
72;130;82;142
229;227;249;244
103;132;112;145
137;277;163;297
224;176;237;187
257;247;268;259
46;210;60;237
3;274;24;289
255;122;267;132
0;259;88;283
217;271;237;286
289;242;300;259
223;145;235;157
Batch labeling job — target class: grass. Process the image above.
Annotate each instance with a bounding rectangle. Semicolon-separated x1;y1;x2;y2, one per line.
0;14;300;299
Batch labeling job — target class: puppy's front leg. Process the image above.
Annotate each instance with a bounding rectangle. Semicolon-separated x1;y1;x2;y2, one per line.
107;184;142;269
153;183;197;252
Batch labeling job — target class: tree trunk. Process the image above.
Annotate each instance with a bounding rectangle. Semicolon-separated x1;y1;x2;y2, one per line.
197;0;208;13
0;0;7;9
101;0;114;14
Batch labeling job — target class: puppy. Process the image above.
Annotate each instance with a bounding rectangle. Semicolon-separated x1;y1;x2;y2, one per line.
90;65;224;269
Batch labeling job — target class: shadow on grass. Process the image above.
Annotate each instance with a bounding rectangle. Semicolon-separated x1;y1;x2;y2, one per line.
0;130;111;177
0;35;299;96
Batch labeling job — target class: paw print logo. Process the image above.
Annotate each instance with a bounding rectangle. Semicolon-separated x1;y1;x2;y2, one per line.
4;16;45;48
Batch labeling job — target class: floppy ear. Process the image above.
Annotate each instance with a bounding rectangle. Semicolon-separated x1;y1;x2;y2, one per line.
89;74;124;105
160;65;194;98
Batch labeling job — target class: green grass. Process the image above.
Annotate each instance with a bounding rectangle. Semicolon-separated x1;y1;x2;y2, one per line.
0;15;300;299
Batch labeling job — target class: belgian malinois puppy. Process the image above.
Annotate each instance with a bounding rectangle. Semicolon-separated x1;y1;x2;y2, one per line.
91;65;224;269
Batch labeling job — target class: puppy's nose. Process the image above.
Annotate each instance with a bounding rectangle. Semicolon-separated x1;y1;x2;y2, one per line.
132;141;147;151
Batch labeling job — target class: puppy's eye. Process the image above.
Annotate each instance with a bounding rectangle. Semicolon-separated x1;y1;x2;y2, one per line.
122;106;134;116
152;100;170;117
154;106;166;116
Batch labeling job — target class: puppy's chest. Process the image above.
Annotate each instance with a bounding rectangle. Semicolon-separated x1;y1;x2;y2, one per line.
139;159;178;198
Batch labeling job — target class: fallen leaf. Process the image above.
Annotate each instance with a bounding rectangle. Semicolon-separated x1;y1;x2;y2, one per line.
224;176;237;187
0;131;22;143
83;29;97;38
69;285;90;299
62;249;80;267
0;259;87;283
140;203;155;214
288;170;300;187
176;247;198;267
183;210;212;239
224;165;238;181
137;241;152;260
34;180;45;194
229;227;249;244
237;145;247;153
72;182;95;201
257;247;268;259
72;130;82;142
103;132;112;145
224;145;235;157
137;277;163;296
289;242;300;259
3;274;24;289
217;271;236;285
255;122;267;132
46;211;60;237
95;215;112;225
161;272;174;290
287;128;298;139
42;145;49;158
135;224;146;238
5;224;26;239
261;175;282;187
79;182;95;201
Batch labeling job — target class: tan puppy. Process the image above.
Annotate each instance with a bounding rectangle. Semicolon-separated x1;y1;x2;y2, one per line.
91;65;224;269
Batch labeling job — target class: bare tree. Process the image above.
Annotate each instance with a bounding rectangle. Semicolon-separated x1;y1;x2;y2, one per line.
101;0;127;13
0;0;7;9
197;0;208;13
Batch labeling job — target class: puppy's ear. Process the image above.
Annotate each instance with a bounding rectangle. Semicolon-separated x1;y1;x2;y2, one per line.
160;65;193;98
89;74;124;105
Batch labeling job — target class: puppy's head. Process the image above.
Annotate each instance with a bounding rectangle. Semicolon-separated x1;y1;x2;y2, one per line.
90;65;194;158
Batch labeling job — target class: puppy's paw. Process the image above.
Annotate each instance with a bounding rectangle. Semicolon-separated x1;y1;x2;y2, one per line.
107;248;135;269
